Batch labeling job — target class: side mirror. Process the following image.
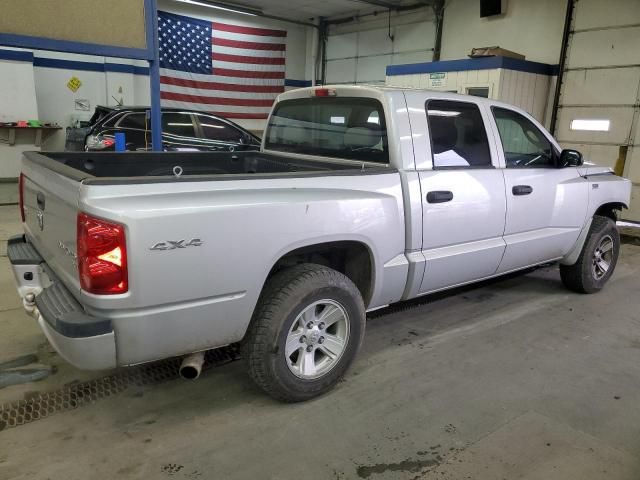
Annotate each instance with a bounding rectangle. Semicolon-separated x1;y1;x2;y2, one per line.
559;149;583;168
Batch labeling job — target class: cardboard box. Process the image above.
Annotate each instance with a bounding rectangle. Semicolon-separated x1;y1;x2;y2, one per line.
469;46;525;60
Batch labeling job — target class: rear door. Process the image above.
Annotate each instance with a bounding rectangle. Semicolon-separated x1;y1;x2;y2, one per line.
417;98;507;293
488;106;589;273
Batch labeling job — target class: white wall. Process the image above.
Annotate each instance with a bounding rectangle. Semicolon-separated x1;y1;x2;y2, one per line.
387;67;552;125
440;0;566;64
0;53;40;178
326;8;435;85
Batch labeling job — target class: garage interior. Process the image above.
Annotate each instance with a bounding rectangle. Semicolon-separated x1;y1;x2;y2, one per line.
1;0;640;479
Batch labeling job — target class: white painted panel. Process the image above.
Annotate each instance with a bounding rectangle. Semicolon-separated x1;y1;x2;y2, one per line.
532;74;550;122
325;58;356;84
628;146;640;181
568;27;640;69
556;106;635;144
326;33;357;60
559;142;621;169
626;146;640;221
356;55;391;83
573;0;640;30
393;21;435;52
358;29;393;57
561;68;640;105
392;51;432;66
440;0;566;64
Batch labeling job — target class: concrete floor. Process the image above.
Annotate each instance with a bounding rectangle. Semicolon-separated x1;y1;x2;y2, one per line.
1;204;640;480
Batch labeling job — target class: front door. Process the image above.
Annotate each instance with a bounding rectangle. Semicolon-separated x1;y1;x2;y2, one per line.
418;99;507;294
489;107;588;273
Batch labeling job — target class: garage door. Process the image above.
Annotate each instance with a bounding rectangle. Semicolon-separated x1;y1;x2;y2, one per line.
554;0;640;221
325;9;435;85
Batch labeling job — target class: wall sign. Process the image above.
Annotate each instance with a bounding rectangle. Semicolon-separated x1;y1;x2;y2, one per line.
67;76;82;92
74;99;90;111
429;72;447;88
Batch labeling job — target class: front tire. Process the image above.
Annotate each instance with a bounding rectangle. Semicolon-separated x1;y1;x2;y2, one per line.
560;215;620;293
243;264;366;402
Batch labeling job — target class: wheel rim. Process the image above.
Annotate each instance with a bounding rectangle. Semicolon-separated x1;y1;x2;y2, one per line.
285;299;350;380
592;234;614;280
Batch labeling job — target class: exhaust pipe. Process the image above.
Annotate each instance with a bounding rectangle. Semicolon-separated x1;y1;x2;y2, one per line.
179;351;205;380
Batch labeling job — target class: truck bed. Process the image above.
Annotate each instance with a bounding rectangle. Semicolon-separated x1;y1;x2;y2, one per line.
26;151;388;184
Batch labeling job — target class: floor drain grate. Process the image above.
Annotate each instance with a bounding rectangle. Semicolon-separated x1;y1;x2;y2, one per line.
0;345;240;431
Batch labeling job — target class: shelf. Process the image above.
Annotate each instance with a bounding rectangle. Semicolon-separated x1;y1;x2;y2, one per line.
0;126;62;147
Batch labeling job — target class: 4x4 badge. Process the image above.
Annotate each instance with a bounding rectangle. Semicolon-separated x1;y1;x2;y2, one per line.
150;238;203;251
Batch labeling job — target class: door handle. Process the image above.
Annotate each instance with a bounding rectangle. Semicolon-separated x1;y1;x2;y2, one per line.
426;190;454;203
36;192;45;210
512;185;533;196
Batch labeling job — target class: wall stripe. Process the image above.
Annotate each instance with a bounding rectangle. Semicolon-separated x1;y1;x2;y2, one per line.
386;56;559;77
284;79;312;87
0;49;34;62
0;48;310;87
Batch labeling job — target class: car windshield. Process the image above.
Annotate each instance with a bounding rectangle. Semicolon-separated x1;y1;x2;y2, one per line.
265;97;389;164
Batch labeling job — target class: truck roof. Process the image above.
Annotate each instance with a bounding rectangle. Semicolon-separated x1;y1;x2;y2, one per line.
276;84;530;117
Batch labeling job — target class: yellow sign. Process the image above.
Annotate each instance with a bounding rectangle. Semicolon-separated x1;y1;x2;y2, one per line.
67;77;82;92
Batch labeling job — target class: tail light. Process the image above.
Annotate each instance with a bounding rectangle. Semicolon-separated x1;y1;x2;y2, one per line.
85;134;115;150
313;88;336;97
18;173;25;222
77;212;128;294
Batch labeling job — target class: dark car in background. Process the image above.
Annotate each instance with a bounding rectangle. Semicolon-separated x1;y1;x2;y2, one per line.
65;106;261;152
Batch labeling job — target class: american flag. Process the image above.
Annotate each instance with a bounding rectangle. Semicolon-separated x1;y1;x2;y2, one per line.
158;11;286;119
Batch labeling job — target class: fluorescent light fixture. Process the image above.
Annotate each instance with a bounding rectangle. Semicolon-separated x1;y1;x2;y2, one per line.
173;0;260;16
330;116;345;124
570;119;610;132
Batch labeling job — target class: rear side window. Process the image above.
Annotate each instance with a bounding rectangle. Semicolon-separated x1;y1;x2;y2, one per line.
162;112;196;138
194;114;244;143
117;112;148;130
426;100;492;168
265;97;388;164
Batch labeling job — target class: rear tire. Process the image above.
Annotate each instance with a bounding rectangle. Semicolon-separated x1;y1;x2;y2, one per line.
243;263;365;402
560;215;620;293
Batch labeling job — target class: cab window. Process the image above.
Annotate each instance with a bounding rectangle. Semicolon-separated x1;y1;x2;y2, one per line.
266;97;388;164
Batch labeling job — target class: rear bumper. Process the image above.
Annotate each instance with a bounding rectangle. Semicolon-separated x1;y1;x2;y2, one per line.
7;235;117;370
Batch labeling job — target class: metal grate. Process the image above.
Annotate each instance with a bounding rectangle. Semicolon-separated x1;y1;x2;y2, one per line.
0;345;240;431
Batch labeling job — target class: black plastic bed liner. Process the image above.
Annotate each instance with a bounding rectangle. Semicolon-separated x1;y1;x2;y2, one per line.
25;150;391;183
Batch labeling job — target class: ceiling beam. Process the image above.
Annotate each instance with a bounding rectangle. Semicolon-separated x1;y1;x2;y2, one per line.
355;0;402;9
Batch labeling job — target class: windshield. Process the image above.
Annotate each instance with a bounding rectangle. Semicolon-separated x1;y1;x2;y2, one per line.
265;97;389;164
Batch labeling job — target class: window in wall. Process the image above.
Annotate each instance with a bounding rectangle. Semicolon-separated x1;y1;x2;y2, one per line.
466;87;489;98
426;100;492;167
162;112;196;138
492;107;556;168
570;119;610;131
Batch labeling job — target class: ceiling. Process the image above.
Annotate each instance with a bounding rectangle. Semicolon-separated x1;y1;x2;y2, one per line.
221;0;415;22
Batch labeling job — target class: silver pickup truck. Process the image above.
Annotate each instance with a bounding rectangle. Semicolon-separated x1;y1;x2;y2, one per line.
8;86;632;401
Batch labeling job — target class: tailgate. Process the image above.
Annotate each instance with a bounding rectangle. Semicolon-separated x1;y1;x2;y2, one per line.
22;160;81;297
